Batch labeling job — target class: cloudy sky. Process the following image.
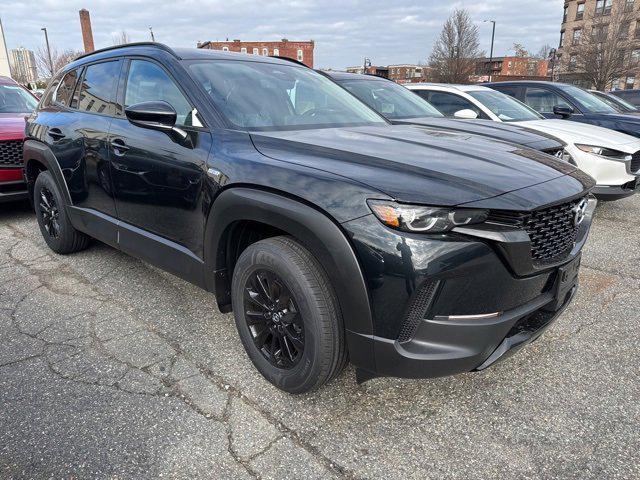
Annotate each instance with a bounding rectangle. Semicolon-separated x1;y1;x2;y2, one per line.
2;0;564;69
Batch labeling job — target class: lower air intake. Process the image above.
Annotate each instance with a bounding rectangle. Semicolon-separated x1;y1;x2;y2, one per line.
397;281;439;343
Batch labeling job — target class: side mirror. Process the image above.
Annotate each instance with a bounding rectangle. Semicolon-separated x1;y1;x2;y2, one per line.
125;101;188;142
553;104;574;118
453;109;478;119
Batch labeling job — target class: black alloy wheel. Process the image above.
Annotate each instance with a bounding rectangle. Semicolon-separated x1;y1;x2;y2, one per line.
38;186;61;238
244;269;305;369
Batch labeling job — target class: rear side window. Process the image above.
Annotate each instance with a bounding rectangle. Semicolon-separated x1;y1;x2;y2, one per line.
54;69;79;107
77;61;120;115
492;85;519;98
124;60;194;126
428;91;481;117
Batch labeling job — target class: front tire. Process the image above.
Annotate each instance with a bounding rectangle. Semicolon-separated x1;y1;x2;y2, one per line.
33;171;90;254
231;236;347;394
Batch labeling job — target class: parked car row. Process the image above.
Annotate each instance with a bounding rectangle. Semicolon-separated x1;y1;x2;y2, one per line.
2;43;636;394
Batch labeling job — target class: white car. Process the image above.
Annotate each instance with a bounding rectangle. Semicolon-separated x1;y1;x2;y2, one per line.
407;83;640;200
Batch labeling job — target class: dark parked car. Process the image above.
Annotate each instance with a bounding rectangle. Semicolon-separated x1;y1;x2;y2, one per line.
321;71;569;158
25;43;596;393
486;81;640;138
1;75;38;203
589;90;640;115
610;89;640;108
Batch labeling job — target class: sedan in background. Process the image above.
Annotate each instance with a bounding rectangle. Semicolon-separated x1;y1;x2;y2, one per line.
610;89;640;108
0;76;38;203
485;81;640;139
589;90;640;115
408;83;640;200
321;71;570;158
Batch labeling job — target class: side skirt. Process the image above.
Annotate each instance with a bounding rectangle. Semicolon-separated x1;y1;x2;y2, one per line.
68;206;208;290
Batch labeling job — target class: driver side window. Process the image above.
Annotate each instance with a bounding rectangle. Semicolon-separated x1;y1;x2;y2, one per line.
427;92;481;117
125;60;194;126
524;87;571;114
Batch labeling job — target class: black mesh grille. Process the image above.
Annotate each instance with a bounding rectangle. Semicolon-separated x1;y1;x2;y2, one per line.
488;197;586;265
631;151;640;174
0;140;23;167
397;281;439;343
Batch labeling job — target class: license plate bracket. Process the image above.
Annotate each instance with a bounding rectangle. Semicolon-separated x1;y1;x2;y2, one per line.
546;255;581;311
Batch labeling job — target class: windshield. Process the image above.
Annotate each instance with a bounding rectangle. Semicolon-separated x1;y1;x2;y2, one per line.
559;85;618;113
187;60;387;131
0;84;38;113
468;90;544;122
339;78;443;120
594;91;637;112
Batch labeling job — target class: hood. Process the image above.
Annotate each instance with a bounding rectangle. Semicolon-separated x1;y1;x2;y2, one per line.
250;125;579;206
0;113;27;141
394;117;564;151
517;119;640;151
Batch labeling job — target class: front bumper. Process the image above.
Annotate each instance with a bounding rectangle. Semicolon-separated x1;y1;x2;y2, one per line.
343;196;595;380
592;177;639;200
0;169;28;203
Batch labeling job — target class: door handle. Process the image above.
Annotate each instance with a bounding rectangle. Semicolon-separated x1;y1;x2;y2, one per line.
110;138;130;156
47;128;65;140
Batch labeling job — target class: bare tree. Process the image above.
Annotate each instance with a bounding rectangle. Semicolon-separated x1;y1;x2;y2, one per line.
35;44;83;78
534;44;553;59
570;7;636;89
428;9;482;83
511;43;530;58
112;31;131;46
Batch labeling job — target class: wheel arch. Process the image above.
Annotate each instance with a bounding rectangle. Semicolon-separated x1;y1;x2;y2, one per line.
23;140;72;206
204;187;375;369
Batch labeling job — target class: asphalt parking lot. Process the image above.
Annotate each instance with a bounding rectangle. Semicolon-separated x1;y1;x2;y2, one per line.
0;197;638;480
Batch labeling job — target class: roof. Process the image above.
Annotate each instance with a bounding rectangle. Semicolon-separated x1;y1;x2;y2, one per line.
406;83;491;92
320;71;387;81
0;75;18;86
484;80;555;86
69;42;299;69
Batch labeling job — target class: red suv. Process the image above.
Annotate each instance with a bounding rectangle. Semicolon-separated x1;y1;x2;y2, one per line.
1;76;38;203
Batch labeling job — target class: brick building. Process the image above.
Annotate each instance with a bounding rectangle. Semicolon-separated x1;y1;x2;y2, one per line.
345;64;431;83
557;0;640;89
474;56;550;82
197;39;314;68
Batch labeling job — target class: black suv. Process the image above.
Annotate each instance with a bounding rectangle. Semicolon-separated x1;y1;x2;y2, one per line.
25;44;596;393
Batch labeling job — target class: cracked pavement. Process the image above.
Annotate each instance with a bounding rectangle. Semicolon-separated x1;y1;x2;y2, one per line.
1;197;639;479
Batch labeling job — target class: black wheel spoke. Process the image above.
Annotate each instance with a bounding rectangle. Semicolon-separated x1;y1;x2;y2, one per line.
243;268;304;370
38;187;60;239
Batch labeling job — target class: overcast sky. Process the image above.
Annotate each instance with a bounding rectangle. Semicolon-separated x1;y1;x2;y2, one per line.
1;0;564;69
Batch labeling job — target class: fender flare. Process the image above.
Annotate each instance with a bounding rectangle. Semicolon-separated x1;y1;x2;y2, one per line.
204;187;375;369
23;139;72;205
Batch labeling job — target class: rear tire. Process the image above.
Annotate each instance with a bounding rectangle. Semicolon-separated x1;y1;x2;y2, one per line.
231;236;347;394
33;171;90;254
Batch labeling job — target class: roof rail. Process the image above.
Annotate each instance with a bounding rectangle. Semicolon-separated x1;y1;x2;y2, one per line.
75;42;179;61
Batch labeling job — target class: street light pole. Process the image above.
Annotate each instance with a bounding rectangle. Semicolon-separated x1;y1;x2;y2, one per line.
484;20;496;81
149;27;155;42
41;27;53;77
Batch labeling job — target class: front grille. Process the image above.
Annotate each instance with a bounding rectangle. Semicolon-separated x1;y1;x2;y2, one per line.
631;151;640;174
0;140;23;167
542;147;563;158
397;281;439;343
488;198;586;265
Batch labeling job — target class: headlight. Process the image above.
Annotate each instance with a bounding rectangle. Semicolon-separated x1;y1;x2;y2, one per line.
368;200;488;233
575;144;632;161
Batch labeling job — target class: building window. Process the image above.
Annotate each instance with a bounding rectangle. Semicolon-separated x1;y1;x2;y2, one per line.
559;30;565;47
241;47;247;53
592;24;608;40
576;2;585;20
632;49;640;61
222;46;229;51
625;0;634;12
595;0;612;16
620;22;630;38
625;75;636;89
572;28;582;45
297;49;303;62
569;54;577;71
262;48;268;56
273;48;279;56
611;77;621;89
563;5;568;23
253;48;259;55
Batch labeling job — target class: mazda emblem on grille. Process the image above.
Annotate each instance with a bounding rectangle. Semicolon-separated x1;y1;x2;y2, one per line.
572;199;588;227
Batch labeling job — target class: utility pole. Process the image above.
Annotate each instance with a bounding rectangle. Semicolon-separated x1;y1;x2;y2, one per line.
484;20;496;81
363;57;371;74
149;27;155;42
41;27;53;77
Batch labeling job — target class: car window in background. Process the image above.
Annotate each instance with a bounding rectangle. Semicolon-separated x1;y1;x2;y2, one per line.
54;69;79;107
468;90;544;122
187;60;386;131
427;91;481;117
524;87;572;114
0;84;38;113
125;60;195;126
558;84;618;113
592;91;638;112
340;78;444;119
77;61;120;115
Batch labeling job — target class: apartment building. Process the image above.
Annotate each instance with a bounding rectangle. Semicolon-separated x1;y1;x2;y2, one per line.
10;47;38;84
474;56;550;82
197;39;314;68
345;64;431;83
557;0;640;88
